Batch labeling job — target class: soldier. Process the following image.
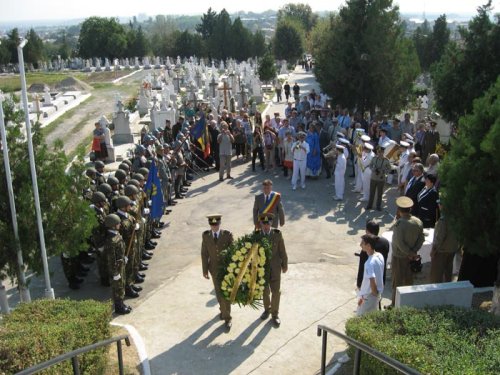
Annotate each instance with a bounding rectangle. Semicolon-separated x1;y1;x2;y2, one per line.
115;196;141;298
97;183;113;214
258;213;288;327
118;162;131;178
83;167;98;200
90;192;109;286
201;214;234;330
389;196;425;308
114;169;128;195
94;160;106;185
107;176;121;212
104;213;132;315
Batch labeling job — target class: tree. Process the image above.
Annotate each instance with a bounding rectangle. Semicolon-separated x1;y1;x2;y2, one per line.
0;41;11;64
172;30;203;58
127;25;149;57
78;17;127;58
0;98;96;285
440;76;500;287
5;28;20;64
57;31;72;60
196;7;217;40
432;2;500;122
312;0;419;115
208;9;233;61
413;19;432;71
277;3;318;32
429;15;450;68
24;28;45;66
252;30;266;57
273;19;304;63
258;52;277;84
230;18;252;61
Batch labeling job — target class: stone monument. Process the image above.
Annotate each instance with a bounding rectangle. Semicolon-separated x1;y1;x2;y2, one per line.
112;100;134;144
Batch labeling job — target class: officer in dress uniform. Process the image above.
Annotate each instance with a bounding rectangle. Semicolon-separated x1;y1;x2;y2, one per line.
258;213;288;327
389;196;425;308
201;214;234;330
104;213;132;315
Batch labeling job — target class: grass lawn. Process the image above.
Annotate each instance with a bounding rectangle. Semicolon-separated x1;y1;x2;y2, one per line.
0;72;86;92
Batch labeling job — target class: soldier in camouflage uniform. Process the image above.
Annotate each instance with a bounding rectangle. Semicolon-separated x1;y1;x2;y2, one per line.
94;160;106;185
107;176;121;212
104;213;132;315
97;183;113;214
115;196;141;298
114;169;128;195
83;167;98;201
90;192;109;286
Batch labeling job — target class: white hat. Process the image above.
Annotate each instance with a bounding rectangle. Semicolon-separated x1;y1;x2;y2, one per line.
400;141;410;147
361;135;371;142
407;139;415;145
336;131;345;138
338;138;350;145
298;131;307;137
403;133;414;141
363;142;374;150
380;141;391;149
336;144;345;150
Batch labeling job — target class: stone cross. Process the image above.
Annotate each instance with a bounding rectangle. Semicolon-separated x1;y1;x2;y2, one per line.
209;76;218;98
218;79;232;109
188;84;198;107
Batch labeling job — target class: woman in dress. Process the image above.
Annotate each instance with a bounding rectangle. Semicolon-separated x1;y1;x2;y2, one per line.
306;123;321;177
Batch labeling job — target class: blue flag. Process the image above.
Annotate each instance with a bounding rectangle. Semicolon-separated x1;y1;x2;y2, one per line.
144;160;164;219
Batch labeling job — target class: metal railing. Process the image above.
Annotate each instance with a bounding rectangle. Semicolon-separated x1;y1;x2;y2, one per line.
317;325;421;375
16;334;131;375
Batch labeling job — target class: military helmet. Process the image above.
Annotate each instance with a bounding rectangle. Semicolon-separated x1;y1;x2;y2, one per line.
116;196;132;209
104;214;121;228
94;160;105;170
114;169;127;181
128;179;140;188
97;183;113;195
124;184;139;196
118;163;130;172
132;173;145;181
91;191;107;204
107;176;119;186
86;167;97;177
122;159;132;167
157;127;164;132
138;167;149;177
135;144;146;154
152;129;160;138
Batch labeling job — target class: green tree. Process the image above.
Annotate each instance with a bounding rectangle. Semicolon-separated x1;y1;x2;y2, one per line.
209;9;233;61
230;18;252;61
172;30;203;58
5;28;20;64
277;3;318;32
0;98;96;284
251;30;266;57
429;15;450;68
312;0;419;114
127;25;149;57
273;19;304;62
432;2;500;122
258;52;277;84
24;28;45;66
78;17;127;58
440;76;500;286
413;19;432;71
0;42;11;64
196;7;217;40
57;31;73;60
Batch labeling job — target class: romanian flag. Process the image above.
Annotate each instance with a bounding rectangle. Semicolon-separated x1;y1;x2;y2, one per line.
191;113;211;159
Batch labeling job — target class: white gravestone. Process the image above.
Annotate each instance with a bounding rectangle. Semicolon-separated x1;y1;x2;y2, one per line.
43;88;53;107
138;86;150;116
99;115;115;162
112;100;134;144
396;281;474;309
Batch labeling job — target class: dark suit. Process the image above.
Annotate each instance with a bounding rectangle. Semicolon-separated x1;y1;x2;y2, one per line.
405;175;425;214
201;229;234;321
253;192;285;228
416;187;440;228
259;229;288;317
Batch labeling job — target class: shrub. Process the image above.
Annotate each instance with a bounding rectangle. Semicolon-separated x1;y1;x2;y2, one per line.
0;299;112;374
345;306;500;375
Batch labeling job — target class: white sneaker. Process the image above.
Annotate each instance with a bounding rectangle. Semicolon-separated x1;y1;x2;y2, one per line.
301;185;306;189
292;185;297;190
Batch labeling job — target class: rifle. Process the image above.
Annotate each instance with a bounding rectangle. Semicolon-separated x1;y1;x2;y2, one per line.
125;220;137;259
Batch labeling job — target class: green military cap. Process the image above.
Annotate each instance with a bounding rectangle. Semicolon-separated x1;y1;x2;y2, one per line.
127;179;140;188
97;183;113;195
114;169;127;181
138;167;149;177
132;173;145;181
91;191;107;204
104;214;121;228
259;212;274;224
116;196;132;209
86;167;97;177
206;214;222;225
94;160;105;170
107;176;119;186
122;159;133;167
396;196;414;209
124;184;139;197
118;163;130;172
156;144;163;153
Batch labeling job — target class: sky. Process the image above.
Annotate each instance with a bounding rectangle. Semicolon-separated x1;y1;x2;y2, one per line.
0;0;497;22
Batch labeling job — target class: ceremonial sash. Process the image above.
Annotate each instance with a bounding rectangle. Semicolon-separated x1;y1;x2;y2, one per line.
261;192;280;214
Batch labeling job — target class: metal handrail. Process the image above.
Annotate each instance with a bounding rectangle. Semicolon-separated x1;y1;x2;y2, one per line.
317;325;421;375
16;334;131;375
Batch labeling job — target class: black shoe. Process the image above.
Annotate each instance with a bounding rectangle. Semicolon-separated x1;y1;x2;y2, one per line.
272;316;281;327
149;239;158;245
169;200;177;205
175;195;184;199
141;261;149;267
125;287;139;298
144;250;154;257
145;243;155;250
115;303;132;314
131;285;143;292
69;282;80;290
183;182;192;186
219;178;224;182
180;188;188;193
151;232;161;239
101;278;110;287
139;264;148;271
165;209;173;213
142;253;152;261
260;311;270;320
226;175;234;179
74;277;84;284
79;265;90;272
155;222;165;228
137;272;146;278
365;206;373;210
224;320;232;331
135;275;145;283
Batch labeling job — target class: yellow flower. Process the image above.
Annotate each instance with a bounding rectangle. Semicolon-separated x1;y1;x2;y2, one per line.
231;255;238;262
241;247;247;254
239;256;245;262
227;266;233;272
229;262;236;269
236;250;242;257
258;269;265;277
259;247;264;253
235;268;240;274
259;279;265;285
245;242;252;249
222;281;228;288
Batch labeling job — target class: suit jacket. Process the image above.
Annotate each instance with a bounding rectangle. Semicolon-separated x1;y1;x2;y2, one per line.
253;192;285;228
416;187;440;228
259;229;288;282
405;175;425;213
201;229;234;277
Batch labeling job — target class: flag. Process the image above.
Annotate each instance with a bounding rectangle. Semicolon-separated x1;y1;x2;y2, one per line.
144;160;164;219
191;113;211;159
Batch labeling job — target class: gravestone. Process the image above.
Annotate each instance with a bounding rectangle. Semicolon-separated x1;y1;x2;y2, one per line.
154;56;161;69
280;60;288;75
112;100;134;144
138;86;150;116
251;77;264;104
143;56;151;70
134;57;141;69
99;115;115;162
396;281;474;308
43;88;53;107
95;58;102;72
104;58;111;71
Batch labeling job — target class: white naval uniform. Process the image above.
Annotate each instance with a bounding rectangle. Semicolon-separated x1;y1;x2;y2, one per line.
334;152;347;199
361;151;374;200
398;149;409;184
291;141;310;189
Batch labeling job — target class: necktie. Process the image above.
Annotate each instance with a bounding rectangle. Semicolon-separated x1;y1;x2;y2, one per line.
214;233;218;241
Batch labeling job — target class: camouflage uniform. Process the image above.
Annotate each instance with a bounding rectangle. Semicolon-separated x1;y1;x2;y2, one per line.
105;229;126;303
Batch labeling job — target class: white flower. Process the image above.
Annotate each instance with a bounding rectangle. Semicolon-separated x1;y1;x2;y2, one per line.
245;242;252;249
